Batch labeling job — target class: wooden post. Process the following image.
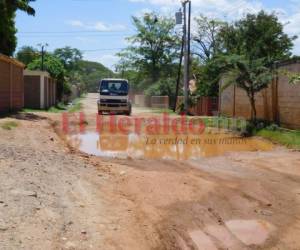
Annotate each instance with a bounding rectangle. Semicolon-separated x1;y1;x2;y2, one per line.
22;69;24;108
271;76;279;124
263;88;268;120
218;81;222;116
9;62;13;111
275;74;279;124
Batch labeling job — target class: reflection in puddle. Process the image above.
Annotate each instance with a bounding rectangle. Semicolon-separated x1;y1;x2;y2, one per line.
225;219;276;245
67;131;273;160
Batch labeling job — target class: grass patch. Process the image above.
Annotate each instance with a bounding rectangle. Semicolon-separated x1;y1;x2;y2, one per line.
0;121;18;130
68;98;83;113
194;116;248;131
149;108;176;115
22;96;84;114
256;128;300;149
23;102;67;113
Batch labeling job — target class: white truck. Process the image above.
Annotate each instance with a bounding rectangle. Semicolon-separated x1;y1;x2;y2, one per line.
97;78;132;115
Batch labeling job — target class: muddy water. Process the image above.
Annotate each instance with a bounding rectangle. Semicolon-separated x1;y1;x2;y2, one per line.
67;131;273;160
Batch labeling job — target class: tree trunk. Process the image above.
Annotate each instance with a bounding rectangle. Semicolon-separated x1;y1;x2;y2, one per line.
249;95;257;122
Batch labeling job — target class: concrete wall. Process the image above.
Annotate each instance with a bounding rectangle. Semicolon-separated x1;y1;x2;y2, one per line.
24;75;41;109
134;95;151;107
151;96;169;109
220;60;300;129
277;63;300;128
24;70;57;109
0;55;24;113
134;95;170;109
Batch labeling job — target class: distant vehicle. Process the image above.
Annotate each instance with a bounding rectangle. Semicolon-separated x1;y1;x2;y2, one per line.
97;79;132;115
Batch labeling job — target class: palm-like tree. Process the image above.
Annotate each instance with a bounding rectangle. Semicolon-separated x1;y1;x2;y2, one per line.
222;55;273;121
6;0;36;15
0;0;35;56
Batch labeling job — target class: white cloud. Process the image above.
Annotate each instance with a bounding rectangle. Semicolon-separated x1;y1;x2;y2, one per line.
130;0;263;18
282;9;300;54
131;0;300;55
93;22;126;32
67;20;127;32
135;8;153;17
68;20;84;27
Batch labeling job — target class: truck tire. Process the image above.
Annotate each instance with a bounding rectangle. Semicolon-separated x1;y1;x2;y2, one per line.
126;104;132;116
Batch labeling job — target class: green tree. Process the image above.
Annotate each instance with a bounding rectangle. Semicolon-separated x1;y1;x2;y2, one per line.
216;11;296;121
192;59;221;97
190;15;226;97
0;0;35;56
16;46;39;65
193;15;225;63
117;12;180;88
28;54;69;99
219;11;296;63
221;55;273;121
77;60;114;92
54;46;83;72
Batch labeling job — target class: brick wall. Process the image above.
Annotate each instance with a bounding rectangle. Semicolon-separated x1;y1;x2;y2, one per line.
220;60;300;129
0;55;24;113
277;63;300;128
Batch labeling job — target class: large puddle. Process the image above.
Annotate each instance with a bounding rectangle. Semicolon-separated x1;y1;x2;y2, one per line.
67;131;273;160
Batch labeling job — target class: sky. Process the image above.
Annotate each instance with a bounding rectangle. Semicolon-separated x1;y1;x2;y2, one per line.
16;0;300;70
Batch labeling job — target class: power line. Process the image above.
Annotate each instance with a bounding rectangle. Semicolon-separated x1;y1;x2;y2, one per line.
18;30;128;34
18;30;131;34
81;48;125;52
18;34;131;38
16;47;125;54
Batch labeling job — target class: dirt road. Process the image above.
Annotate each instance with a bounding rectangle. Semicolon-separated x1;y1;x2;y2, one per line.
1;93;300;250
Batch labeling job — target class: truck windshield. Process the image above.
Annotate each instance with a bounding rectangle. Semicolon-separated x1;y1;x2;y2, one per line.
100;81;129;96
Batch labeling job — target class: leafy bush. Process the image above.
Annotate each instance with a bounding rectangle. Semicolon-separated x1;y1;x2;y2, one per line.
145;78;177;97
266;124;280;131
240;119;271;137
1;121;18;130
28;54;66;100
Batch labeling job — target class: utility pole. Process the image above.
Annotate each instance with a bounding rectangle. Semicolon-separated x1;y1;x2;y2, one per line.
173;34;184;112
174;1;191;113
187;1;191;86
174;8;184;112
38;43;48;71
182;0;191;113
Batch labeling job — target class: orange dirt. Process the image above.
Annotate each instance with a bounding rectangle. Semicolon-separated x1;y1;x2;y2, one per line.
0;94;300;250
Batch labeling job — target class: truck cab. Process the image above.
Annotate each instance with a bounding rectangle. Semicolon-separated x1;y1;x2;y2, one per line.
97;79;132;115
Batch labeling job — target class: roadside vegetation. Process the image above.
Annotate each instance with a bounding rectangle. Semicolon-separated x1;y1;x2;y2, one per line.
115;11;297;117
203;117;300;149
16;46;113;101
23;96;84;114
1;1;300;148
256;127;300;149
0;121;19;130
67;97;84;113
